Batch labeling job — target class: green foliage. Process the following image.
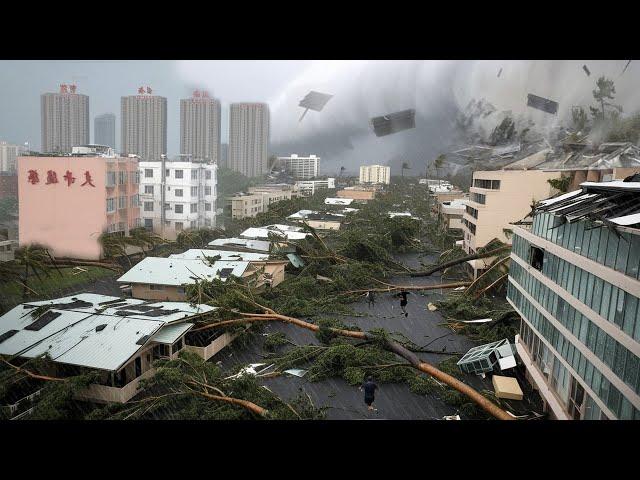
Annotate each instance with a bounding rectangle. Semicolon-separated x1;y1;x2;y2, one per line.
0;197;18;223
263;332;290;352
548;176;571;193
605;112;640;143
591;76;622;122
216;167;255;202
571;106;589;132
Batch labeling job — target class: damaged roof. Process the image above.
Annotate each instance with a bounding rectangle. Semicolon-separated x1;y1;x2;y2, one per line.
208;237;272;253
117;257;250;286
535;179;640;229
169;249;269;262
0;294;213;372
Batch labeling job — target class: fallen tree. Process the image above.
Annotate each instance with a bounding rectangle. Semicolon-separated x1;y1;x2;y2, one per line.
192;302;514;420
410;244;511;277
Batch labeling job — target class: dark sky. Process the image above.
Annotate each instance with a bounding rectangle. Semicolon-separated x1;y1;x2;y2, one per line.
0;60;311;154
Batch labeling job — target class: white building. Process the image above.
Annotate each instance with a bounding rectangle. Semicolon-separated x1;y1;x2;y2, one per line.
360;164;390;185
295;178;335;196
279;154;319;179
139;158;217;238
0;142;21;172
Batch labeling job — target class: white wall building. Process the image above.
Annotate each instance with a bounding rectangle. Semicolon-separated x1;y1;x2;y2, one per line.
360;164;390;185
279;154;319;179
139;159;217;239
295;178;335;196
0;142;21;172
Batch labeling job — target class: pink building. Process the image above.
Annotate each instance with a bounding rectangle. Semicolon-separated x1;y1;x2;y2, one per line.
18;148;140;259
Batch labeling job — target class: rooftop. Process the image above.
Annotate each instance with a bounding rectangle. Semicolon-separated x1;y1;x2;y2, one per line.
117;257;250;286
208;238;272;253
0;294;214;372
325;198;354;205
168;249;270;262
240;225;310;241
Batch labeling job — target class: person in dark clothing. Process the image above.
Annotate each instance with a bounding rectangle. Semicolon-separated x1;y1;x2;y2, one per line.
396;290;409;317
359;375;379;412
364;290;376;308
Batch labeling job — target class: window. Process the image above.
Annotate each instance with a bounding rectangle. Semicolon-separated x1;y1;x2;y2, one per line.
165;169;170;177
205;170;211;180
205;203;211;211
191;170;198;180
175;189;183;197
473;179;500;189
190;203;197;213
191;186;198;196
175;204;183;214
190;220;197;228
118;196;127;210
466;205;478;219
106;198;116;213
530;246;544;271
205;186;211;195
132;171;140;184
106;171;116;187
175;222;183;231
172;338;183;354
144;218;153;228
153;344;170;359
175;169;183;179
118;171;127;184
144;185;154;194
149;284;165;290
145;169;153;178
144;201;154;212
130;195;139;207
471;192;486;204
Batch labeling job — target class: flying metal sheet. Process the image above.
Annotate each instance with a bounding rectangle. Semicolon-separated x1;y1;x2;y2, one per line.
527;93;559;115
371;109;416;137
299;91;333;112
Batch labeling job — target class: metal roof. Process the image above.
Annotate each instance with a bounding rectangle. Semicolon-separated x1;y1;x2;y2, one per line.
151;323;194;344
117;257;250;286
169;249;269;262
208;237;272;252
325;197;353;205
240;226;310;241
0;294;214;372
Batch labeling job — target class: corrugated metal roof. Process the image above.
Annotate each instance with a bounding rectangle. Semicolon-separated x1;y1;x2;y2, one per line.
0;294;214;372
208;238;272;252
240;227;310;241
151;323;194;344
117;257;250;286
169;249;269;262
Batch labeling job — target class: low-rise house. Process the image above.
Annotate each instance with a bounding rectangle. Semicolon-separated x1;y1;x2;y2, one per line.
169;248;270;261
325;197;353;206
208;237;272;253
240;224;311;241
302;213;343;231
337;188;376;202
0;293;215;404
117;256;287;301
295;178;335;196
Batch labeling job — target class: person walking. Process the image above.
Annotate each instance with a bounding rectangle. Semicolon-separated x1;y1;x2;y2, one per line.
359;375;379;412
364;290;376;308
396;290;410;317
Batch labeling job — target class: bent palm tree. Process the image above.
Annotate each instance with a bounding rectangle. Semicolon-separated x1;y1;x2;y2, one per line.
13;244;54;299
99;233;132;267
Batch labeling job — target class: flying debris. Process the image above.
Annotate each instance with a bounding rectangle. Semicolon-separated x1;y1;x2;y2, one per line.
621;60;632;76
497;68;502;78
371;109;416;137
582;65;591;76
526;93;559;115
298;91;333;121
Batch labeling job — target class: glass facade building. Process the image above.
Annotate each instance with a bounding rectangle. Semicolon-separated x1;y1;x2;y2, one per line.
507;185;640;420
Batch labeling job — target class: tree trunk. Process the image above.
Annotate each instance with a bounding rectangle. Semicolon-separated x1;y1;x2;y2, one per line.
195;313;514;420
409;245;511;277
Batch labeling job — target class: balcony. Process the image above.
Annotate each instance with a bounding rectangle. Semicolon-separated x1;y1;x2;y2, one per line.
74;368;156;404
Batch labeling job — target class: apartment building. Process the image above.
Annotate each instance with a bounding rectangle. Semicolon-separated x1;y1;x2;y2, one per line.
507;180;640;420
121;88;167;161
18;147;140;259
360;164;390;184
295;178;335;196
0;141;23;173
180;91;221;164
279;154;319;179
139;159;217;239
94;113;116;149
336;187;376;202
438;198;467;234
225;185;294;219
41;85;90;154
228;103;269;177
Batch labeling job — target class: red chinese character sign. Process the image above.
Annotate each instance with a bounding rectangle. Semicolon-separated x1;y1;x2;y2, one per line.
63;170;76;187
81;171;95;187
27;170;39;184
138;86;145;94
46;170;59;184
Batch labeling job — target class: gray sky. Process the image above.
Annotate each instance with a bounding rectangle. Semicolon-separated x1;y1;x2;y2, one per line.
0;60;312;154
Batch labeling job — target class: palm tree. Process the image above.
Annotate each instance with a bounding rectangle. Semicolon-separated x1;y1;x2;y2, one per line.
339;166;346;177
127;227;164;256
434;154;446;181
13;244;54;299
99;233;132;267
